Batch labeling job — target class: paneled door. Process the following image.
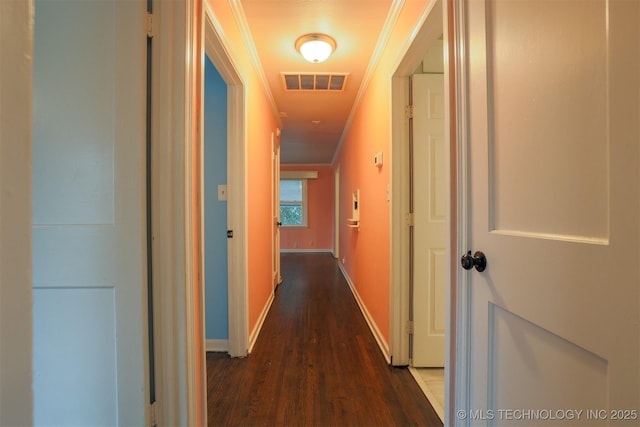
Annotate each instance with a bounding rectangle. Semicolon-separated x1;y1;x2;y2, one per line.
460;0;640;425
412;73;446;367
32;1;148;425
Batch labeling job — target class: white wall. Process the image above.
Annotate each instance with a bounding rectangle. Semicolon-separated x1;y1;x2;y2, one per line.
0;0;34;424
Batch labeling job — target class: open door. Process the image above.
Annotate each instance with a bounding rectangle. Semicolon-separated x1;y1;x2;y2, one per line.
32;0;148;424
459;0;640;422
412;73;446;368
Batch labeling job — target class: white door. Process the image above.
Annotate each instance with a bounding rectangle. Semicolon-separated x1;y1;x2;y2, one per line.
272;132;282;287
412;74;446;367
460;0;640;424
32;1;148;425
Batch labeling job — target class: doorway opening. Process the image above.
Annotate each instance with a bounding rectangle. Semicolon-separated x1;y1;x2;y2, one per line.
203;52;230;353
390;0;454;423
203;6;248;358
407;39;447;419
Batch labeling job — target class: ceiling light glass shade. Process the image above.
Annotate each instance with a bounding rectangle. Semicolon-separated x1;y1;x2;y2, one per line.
295;34;336;63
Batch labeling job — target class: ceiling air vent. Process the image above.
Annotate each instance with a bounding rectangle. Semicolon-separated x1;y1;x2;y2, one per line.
281;73;349;92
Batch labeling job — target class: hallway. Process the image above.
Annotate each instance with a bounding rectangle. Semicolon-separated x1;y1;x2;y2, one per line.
207;252;442;426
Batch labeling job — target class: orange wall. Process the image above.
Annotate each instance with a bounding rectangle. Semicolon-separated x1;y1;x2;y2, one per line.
280;165;334;251
207;0;280;338
333;0;431;345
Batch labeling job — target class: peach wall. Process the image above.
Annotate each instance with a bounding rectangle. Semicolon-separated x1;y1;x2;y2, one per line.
333;0;431;345
207;0;280;338
280;165;334;251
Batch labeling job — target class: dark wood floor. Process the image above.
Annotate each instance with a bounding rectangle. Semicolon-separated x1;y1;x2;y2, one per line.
207;252;443;427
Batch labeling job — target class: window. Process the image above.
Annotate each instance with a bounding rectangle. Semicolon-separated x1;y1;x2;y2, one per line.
280;179;307;227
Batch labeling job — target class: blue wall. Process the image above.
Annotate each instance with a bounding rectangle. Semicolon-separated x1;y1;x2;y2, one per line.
204;56;228;340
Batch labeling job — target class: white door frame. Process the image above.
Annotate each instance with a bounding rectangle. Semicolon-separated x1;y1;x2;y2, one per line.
390;0;444;364
204;4;248;358
151;0;203;424
150;0;249;424
389;0;459;421
450;0;469;422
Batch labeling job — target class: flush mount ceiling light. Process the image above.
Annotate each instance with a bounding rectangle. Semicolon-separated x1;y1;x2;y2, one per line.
295;34;337;64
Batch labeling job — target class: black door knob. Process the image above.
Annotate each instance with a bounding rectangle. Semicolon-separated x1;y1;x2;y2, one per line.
461;251;487;272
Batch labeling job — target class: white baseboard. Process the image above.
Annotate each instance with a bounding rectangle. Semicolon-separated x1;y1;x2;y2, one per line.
248;290;275;354
280;248;333;253
206;339;229;353
338;262;391;363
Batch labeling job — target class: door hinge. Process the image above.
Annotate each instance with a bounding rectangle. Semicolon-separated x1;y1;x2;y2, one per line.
405;213;415;227
227;230;233;238
405;320;414;334
146;12;155;38
405;105;413;119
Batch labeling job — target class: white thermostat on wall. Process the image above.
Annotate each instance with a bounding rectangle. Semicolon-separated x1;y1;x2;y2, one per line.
374;152;383;168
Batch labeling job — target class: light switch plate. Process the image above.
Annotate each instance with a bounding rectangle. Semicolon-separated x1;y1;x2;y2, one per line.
217;184;227;201
374;151;383;167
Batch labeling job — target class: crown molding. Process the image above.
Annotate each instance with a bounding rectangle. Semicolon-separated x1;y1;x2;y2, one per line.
229;0;283;128
331;0;406;165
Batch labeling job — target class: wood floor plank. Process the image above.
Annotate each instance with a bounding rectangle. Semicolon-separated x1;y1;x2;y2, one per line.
207;252;443;426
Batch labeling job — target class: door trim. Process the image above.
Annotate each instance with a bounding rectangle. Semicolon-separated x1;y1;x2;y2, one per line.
204;4;248;358
450;0;470;422
185;0;205;424
151;0;207;424
389;0;461;423
390;0;443;365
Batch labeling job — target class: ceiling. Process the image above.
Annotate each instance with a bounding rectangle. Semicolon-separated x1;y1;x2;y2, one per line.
236;0;398;164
